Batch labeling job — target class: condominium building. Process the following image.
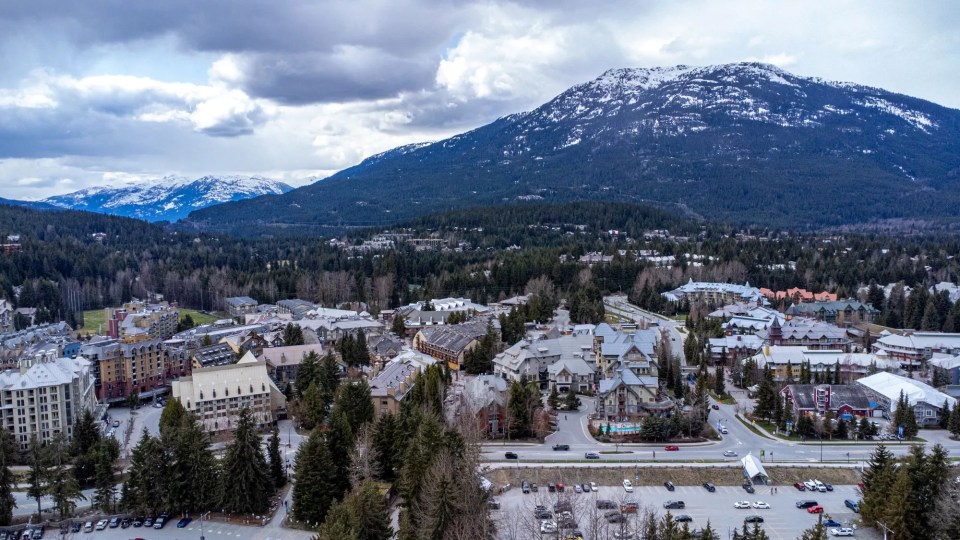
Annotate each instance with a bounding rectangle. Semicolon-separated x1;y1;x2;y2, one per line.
0;357;98;449
171;352;286;433
80;337;171;402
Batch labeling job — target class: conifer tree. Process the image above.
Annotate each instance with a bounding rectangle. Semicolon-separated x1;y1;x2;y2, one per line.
268;428;286;489
564;386;580;411
325;409;354;498
714;364;726;396
391;314;406;336
372;413;399;481
293;429;339;527
0;430;14;526
547;384;560;410
295;351;320;398
220;408;271;514
92;442;116;513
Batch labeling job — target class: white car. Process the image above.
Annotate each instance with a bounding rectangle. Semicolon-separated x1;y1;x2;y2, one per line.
830;528;854;537
753;501;770;509
723;450;738;457
804;480;817;490
590;481;598;492
734;501;751;509
540;521;558;534
574;484;582;493
95;520;108;531
623;479;634;492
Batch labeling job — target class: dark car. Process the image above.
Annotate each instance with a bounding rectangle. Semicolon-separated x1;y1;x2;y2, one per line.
553;444;570;451
822;519;842;527
522;481;530;494
70;523;81;533
120;518;131;529
581;483;591;493
504;452;518;459
845;499;860;513
795;500;819;509
711;404;720;410
703;482;716;492
596;500;617;510
742;483;755;494
534;508;553;519
585;452;600;459
131;518;142;528
605;512;626;524
824;483;834;492
664;481;675;491
744;515;764;523
664;500;685;509
548;482;556;492
674;515;693;523
176;517;192;528
143;518;153;528
794;482;806;491
531;483;538;492
487;499;501;510
109;517;120;528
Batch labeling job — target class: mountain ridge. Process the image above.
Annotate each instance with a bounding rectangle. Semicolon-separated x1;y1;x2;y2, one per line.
43;175;294;222
177;62;960;234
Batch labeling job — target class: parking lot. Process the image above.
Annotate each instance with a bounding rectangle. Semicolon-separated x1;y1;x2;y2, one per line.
491;482;880;540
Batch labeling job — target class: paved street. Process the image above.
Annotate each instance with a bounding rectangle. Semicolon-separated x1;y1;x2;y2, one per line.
603;296;687;365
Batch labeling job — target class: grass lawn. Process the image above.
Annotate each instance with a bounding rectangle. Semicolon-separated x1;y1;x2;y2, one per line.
78;307;223;334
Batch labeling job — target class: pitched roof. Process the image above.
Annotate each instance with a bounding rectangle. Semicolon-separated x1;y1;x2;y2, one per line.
857;372;956;410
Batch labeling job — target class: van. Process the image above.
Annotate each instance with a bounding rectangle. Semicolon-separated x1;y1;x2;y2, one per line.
795;500;819;509
844;499;860;513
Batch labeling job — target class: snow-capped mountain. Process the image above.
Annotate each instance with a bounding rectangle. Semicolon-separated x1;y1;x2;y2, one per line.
44;175;294;222
188;62;960;233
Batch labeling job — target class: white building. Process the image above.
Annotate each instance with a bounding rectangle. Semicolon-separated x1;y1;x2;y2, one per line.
856;372;956;426
0;357;98;449
172;352;286;433
662;280;766;305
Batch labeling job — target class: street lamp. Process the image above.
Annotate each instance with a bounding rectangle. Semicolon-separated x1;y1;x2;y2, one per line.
200;511;211;540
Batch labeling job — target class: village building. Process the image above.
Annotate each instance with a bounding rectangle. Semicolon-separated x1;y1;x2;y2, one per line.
856;372;956;426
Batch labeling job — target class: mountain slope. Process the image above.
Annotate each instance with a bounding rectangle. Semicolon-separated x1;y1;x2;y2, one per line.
0;197;57;211
186;63;960;234
44;175;293;222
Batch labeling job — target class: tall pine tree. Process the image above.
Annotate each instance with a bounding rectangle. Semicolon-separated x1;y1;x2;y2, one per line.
220;408;271;514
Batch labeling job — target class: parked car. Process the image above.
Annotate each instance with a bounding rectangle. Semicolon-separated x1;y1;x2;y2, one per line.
84;522;95;533
70;522;81;533
540;521;558;534
723;450;738;457
590;482;598;492
796;500;819;509
824;483;834;492
844;499;860;513
712;404;720;410
521;481;530;494
143;517;153;527
531;482;539;492
557;482;565;492
574;484;582;494
620;502;639;514
720;427;729;434
504;452;518;459
153;516;167;529
794;482;807;491
605;512;626;524
734;501;751;509
742;483;755;494
95;520;108;531
664;500;685;509
534;508;553;519
674;515;693;523
581;483;591;493
753;501;770;509
823;519;842;527
622;479;634;492
176;517;192;528
804;480;817;490
553;444;570;451
131;518;143;527
664;481;675;491
112;420;120;428
585;452;600;459
703;482;716;492
596;500;617;510
807;505;825;514
830;528;855;537
664;445;680;451
30;529;42;540
744;515;764;523
487;499;500;510
548;482;556;492
120;518;131;528
108;517;120;528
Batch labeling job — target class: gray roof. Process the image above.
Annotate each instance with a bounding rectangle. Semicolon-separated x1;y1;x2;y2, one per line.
225;296;258;307
191;343;236;367
784;384;876;411
419;323;486;354
786;300;878;317
0;357;90;391
369;360;418;399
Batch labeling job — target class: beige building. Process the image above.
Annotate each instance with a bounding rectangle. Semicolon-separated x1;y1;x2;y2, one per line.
172;352;286;433
0;357;98;449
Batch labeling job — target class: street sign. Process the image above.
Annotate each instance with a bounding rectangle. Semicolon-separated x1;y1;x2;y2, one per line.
898;425;904;438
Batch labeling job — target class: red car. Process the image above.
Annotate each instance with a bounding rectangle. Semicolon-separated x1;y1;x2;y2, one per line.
664;445;680;451
807;505;824;514
556;482;565;492
794;482;806;491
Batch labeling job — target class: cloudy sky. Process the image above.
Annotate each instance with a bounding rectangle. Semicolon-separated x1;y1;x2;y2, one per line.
1;0;957;200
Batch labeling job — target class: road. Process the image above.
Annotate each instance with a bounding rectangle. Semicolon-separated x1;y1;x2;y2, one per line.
484;396;936;465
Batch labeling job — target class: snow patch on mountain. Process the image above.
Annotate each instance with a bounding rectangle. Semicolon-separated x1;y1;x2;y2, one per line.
43;175;293;222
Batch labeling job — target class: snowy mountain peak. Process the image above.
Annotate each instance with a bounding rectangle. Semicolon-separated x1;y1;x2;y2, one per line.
43;175;294;222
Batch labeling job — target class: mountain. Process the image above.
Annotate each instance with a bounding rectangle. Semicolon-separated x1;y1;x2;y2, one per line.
0;197;56;211
186;63;960;234
44;175;293;222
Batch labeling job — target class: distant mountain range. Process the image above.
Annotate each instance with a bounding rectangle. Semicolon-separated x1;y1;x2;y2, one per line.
0;197;56;211
184;62;960;235
40;175;293;222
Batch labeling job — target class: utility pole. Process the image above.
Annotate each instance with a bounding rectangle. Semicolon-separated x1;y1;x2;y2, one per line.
877;520;893;540
200;510;211;540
